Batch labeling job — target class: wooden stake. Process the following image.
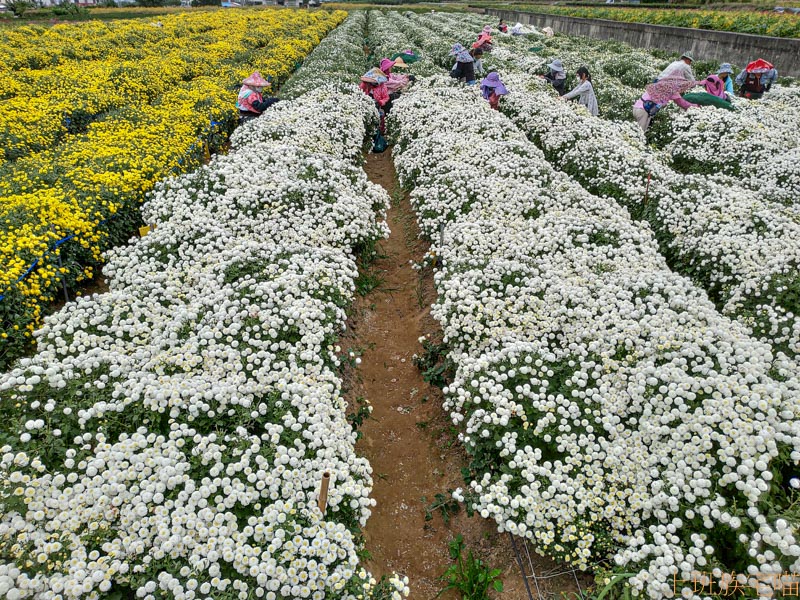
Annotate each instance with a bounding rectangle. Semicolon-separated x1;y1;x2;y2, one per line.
318;471;331;516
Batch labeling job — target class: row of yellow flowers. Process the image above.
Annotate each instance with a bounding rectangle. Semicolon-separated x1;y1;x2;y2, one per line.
504;5;800;38
0;10;339;161
0;8;347;370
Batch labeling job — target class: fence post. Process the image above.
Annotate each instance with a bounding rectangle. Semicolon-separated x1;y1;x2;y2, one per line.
50;225;70;304
318;471;331;516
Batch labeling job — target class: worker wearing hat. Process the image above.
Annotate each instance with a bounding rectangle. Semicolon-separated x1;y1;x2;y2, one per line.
236;71;280;123
657;51;696;82
539;58;568;95
735;59;778;99
716;62;735;96
377;56;412;94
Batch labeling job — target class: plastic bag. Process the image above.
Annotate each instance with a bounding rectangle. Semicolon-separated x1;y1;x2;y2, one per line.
372;130;388;153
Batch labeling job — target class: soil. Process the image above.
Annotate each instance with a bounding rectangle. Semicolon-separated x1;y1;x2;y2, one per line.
49;273;110;314
345;149;591;599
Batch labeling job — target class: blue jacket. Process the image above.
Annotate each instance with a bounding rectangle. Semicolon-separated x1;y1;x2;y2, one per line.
736;68;778;90
722;76;734;95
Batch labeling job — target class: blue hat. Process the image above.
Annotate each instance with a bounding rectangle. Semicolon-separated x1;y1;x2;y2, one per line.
717;62;734;75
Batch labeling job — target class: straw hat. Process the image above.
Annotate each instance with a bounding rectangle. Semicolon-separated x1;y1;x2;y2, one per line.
393;56;409;68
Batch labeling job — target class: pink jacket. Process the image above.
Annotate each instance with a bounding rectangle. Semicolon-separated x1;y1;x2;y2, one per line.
236;86;263;113
703;75;726;98
385;73;410;94
359;81;390;107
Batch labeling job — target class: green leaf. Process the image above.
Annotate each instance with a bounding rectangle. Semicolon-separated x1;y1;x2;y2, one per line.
494;580;504;592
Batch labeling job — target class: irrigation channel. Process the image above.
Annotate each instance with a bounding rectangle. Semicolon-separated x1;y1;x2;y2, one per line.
340;150;583;598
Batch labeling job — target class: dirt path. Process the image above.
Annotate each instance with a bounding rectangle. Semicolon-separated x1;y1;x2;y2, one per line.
346;150;540;599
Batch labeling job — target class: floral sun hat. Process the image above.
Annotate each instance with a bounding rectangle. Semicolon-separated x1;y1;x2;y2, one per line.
360;67;388;84
242;71;269;87
745;58;774;73
450;43;474;63
645;75;696;104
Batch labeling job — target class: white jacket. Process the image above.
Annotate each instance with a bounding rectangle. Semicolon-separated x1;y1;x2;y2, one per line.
563;80;599;116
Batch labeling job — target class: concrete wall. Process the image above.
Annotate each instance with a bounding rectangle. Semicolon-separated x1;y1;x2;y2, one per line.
486;9;800;77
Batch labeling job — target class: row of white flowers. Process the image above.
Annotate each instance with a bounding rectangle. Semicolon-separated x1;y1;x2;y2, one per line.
384;13;800;364
389;77;800;599
400;9;800;184
280;11;368;99
492;73;800;363
393;8;800;365
472;22;800;200
0;15;411;600
650;88;800;179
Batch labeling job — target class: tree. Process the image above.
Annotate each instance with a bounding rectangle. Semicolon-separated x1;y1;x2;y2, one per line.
6;0;34;17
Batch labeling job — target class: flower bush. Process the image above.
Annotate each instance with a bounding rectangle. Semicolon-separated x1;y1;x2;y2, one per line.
279;11;368;99
489;73;800;363
394;10;800;365
0;9;346;370
0;74;411;600
651;96;800;176
390;77;800;599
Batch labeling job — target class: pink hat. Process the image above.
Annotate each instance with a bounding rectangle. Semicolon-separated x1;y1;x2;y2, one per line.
482;25;492;33
379;58;395;73
242;71;269;87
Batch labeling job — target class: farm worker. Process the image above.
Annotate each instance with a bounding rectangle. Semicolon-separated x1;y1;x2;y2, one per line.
450;43;477;85
716;63;735;96
359;67;390;105
236;72;279;122
540;59;567;96
681;76;735;110
560;66;599;116
702;74;727;98
657;51;695;82
385;57;413;95
736;59;778;99
480;72;509;111
632;75;697;133
379;58;397;76
360;67;391;132
498;19;508;33
471;47;485;77
511;22;525;36
472;26;493;52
